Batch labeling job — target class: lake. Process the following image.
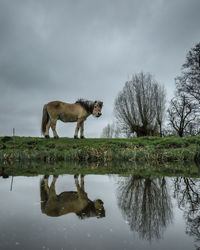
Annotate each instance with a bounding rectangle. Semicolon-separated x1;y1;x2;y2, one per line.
0;173;200;250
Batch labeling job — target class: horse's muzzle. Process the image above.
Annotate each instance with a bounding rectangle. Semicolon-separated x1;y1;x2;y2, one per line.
96;113;102;117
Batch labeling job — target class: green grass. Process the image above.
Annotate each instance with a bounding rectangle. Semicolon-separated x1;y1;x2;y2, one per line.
0;136;200;164
1;161;200;178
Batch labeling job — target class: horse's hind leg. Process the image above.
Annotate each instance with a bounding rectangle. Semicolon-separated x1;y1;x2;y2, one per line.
41;175;50;195
40;175;50;213
45;120;51;138
50;119;59;139
74;120;85;139
80;174;85;191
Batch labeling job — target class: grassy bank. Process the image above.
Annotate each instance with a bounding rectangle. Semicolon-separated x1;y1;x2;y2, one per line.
1;161;200;178
1;136;200;164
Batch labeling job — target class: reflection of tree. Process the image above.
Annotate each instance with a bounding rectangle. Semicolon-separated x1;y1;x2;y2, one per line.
117;175;173;241
174;177;200;249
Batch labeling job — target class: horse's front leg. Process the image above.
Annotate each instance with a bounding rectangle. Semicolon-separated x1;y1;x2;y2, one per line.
74;174;85;199
74;174;81;197
80;174;85;191
74;120;82;139
49;175;58;198
80;122;85;139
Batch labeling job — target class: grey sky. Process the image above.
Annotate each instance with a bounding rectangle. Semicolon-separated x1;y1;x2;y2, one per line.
0;0;200;137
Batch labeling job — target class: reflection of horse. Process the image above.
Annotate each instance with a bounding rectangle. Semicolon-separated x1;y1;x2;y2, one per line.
40;174;105;218
41;99;103;139
0;167;9;178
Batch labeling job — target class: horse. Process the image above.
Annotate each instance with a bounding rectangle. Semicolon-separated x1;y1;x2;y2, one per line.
41;99;103;139
40;174;105;219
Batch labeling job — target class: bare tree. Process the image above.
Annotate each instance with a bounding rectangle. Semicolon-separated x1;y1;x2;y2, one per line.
168;42;200;137
176;42;200;104
114;72;166;137
185;118;200;136
117;175;173;241
101;122;122;138
173;177;200;249
155;85;166;137
167;94;198;137
101;123;115;138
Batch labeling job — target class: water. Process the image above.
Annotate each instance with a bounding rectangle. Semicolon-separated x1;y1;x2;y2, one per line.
0;174;200;250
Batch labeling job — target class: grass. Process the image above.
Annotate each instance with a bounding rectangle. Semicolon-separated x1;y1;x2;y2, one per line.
1;161;200;178
0;136;200;165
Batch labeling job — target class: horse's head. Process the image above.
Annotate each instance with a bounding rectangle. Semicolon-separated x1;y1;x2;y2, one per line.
94;199;105;218
76;199;105;219
93;101;103;117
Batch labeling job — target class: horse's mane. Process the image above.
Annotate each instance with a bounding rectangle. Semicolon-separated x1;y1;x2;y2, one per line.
75;99;94;113
76;200;105;219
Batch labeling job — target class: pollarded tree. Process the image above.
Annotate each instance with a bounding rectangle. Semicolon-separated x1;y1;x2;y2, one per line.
176;42;200;104
114;72;166;137
117;175;172;241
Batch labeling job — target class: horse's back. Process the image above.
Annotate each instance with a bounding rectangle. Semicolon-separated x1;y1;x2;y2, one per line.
46;100;65;109
47;101;81;112
46;101;87;122
51;191;89;216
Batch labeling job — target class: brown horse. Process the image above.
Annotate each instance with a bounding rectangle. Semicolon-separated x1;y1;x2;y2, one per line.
40;174;105;218
41;99;103;139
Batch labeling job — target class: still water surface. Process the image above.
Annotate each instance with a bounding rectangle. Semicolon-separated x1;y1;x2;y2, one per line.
0;174;200;250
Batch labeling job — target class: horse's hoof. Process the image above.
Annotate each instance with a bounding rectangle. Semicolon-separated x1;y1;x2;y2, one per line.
54;136;59;139
74;174;79;178
80;136;85;139
45;135;50;139
74;136;79;139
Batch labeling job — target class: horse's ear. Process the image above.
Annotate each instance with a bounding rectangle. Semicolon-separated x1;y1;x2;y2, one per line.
94;100;97;104
100;101;103;107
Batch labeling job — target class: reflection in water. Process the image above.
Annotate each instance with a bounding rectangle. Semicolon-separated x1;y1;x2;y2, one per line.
40;174;105;218
174;177;200;250
0;167;9;178
1;172;200;249
117;175;173;241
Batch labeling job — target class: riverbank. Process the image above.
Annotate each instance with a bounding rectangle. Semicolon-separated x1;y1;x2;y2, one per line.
1;161;199;178
0;136;200;164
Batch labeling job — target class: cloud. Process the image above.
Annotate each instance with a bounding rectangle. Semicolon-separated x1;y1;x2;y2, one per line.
0;0;200;137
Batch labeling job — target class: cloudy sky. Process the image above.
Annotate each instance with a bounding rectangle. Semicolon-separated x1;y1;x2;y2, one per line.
0;0;200;138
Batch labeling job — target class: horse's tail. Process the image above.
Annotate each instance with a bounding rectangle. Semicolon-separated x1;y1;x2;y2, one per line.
40;176;49;214
41;104;49;136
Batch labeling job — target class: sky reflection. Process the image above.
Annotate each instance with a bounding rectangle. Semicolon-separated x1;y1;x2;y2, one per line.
0;174;198;250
